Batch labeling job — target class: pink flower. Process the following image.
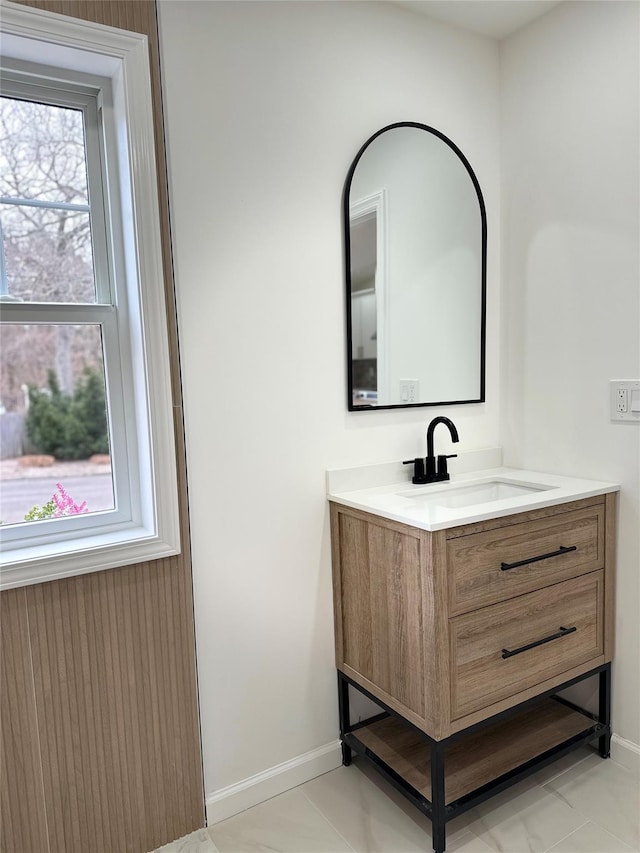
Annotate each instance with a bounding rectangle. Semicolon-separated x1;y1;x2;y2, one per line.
51;483;88;518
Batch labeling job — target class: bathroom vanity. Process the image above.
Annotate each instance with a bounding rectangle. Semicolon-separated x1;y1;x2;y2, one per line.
328;464;618;853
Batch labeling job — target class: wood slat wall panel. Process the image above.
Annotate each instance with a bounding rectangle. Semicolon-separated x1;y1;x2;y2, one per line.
23;561;204;853
0;589;50;853
16;1;154;34
1;2;204;851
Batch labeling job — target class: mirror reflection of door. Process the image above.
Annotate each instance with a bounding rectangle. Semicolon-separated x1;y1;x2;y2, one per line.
349;190;388;407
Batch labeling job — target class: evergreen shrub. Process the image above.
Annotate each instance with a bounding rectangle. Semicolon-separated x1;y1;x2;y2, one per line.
25;368;109;460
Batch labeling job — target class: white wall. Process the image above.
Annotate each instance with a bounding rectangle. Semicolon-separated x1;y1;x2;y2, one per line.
158;0;501;803
158;0;639;810
501;1;640;743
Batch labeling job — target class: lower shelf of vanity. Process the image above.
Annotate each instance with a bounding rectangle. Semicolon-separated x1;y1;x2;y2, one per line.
345;697;604;809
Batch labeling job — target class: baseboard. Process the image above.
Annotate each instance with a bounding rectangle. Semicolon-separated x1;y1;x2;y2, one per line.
205;732;638;826
611;733;640;773
205;740;342;825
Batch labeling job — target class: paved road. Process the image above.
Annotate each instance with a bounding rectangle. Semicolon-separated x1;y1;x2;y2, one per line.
0;475;114;524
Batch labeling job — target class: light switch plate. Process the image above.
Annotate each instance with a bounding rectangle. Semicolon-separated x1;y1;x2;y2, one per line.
610;380;640;422
399;379;419;403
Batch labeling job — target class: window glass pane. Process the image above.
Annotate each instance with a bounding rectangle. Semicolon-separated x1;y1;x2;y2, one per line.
1;203;96;303
0;97;88;204
0;95;98;303
0;324;115;525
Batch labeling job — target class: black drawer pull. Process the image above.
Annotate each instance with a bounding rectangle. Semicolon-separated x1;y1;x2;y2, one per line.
502;626;577;660
501;545;577;572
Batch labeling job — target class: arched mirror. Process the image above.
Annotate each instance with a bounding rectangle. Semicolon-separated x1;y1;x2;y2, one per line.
344;122;486;410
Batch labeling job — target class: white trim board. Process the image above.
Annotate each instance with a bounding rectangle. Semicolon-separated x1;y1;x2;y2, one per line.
611;733;640;773
205;740;342;825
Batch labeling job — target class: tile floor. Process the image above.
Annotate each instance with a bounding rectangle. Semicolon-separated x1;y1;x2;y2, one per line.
156;747;639;853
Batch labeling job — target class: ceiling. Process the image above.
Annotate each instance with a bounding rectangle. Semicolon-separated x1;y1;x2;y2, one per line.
393;1;563;39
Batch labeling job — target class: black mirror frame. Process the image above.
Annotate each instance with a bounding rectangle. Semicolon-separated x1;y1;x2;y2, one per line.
344;121;487;411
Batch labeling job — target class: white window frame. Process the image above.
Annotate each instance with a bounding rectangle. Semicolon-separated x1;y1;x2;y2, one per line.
0;74;138;542
0;1;180;589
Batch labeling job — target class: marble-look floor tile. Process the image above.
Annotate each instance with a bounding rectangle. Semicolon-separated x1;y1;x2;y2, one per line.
611;742;640;777
207;786;355;852
531;747;593;786
546;821;637;853
447;830;496;852
302;764;433;852
350;756;478;838
466;781;587;852
154;827;220;852
155;748;639;853
475;777;541;807
302;760;475;852
543;755;640;850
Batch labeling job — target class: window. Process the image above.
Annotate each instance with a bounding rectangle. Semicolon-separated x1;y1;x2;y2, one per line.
0;4;180;588
1;78;123;530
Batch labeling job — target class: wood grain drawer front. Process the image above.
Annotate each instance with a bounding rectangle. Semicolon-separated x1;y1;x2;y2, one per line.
448;503;604;615
450;572;604;720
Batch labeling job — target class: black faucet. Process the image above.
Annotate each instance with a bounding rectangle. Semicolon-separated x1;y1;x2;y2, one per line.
404;416;460;484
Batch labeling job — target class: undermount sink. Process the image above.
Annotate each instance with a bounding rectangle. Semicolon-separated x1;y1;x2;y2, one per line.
397;478;553;510
327;463;620;532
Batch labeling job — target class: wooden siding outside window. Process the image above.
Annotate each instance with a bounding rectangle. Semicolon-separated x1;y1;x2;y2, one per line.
0;3;204;852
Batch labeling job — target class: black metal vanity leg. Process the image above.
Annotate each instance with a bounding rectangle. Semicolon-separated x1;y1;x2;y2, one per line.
337;672;352;766
598;664;612;759
431;742;446;853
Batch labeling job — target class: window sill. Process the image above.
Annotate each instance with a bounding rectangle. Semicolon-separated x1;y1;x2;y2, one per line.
1;521;181;589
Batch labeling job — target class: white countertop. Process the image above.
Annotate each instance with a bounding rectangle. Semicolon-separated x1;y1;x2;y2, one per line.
327;464;619;531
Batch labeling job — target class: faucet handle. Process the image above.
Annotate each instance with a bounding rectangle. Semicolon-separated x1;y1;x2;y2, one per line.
436;454;457;481
403;458;427;484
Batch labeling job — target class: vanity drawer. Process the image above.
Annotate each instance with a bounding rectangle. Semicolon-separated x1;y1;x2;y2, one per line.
450;572;604;720
447;503;604;614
